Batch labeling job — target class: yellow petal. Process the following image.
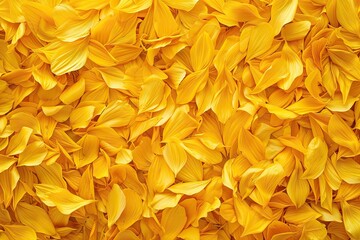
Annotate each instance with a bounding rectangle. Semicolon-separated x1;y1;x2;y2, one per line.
18;141;48;166
336;158;360;184
246;23;274;61
238;128;265;164
88;39;118;67
115;148;133;164
2;225;36;240
151;192;182;210
177;154;204;182
300;220;327;240
59;77;85;104
34;184;95;215
251;163;284;206
162;106;198;142
9;112;41;135
281;21;311;41
168;179;211;195
148;155;175;193
110;44;142;64
284;203;321;224
181;138;222;164
42;105;73;122
39;38;88;75
107;184;126;227
32;64;58;90
139;78;165;113
34;163;67;188
190;32;214;71
264;104;298;119
162;0;198;11
252;58;288;93
0;156;16;174
277;43;303;90
161;205;187;240
336;0;360;36
178;227;200;240
72;135;98;169
70;106;95;129
16;202;57;236
116;189;142;232
302;137;328;179
328;48;360;80
342;201;360;239
110;0;152;13
53;5;97;42
223;1;263;22
287;161;309;207
6;127;32;155
270;0;298;35
153;0;178;37
96;100;135;128
163;141;187;176
176;68;208;104
234;197;271;236
68;0;109;10
328;114;360;153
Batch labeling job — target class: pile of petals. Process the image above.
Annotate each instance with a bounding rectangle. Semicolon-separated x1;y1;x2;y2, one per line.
0;0;360;239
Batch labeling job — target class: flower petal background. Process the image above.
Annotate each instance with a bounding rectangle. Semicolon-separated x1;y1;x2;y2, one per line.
0;0;359;239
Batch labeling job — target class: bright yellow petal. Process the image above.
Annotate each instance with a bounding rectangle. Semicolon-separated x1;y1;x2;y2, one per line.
162;0;198;11
6;127;32;155
342;201;360;239
299;220;327;240
2;225;36;240
287;160;310;207
16;202;57;236
246;22;274;61
302;137;328;179
138;78;165;113
336;158;360;184
238;128;265;164
88;39;118;67
336;0;360;35
270;0;298;35
148;155;175;193
190;32;214;71
153;0;179;37
116;189;143;232
168;179;211;195
107;184;126;227
53;5;97;42
328;114;360;153
251;163;284;206
17;141;48;166
96;100;135;128
181;138;222;165
162;106;198;142
39;38;88;75
161;205;187;240
34;184;95;214
59;77;85;104
281;21;311;41
163;141;187;176
151;192;182;210
110;0;152;13
69;106;95;130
